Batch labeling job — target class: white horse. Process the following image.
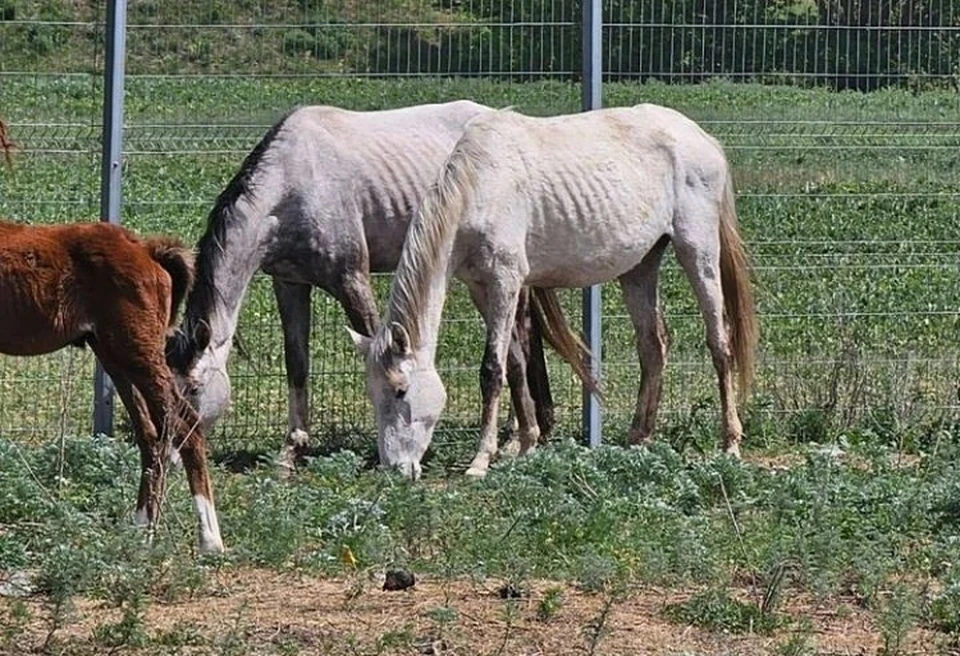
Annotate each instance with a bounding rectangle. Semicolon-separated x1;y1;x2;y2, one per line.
166;100;574;474
351;103;758;479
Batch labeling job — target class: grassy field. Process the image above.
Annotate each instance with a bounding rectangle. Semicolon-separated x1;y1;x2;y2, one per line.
0;77;958;458
4;435;960;653
2;74;960;653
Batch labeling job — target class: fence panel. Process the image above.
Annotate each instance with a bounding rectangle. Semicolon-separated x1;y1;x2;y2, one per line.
0;2;104;443
2;1;959;463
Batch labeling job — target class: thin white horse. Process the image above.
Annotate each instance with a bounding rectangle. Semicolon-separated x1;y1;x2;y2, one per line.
166;100;569;473
351;103;758;479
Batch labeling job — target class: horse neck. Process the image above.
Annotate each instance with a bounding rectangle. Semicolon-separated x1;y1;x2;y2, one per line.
384;194;466;367
412;261;454;366
185;192;279;364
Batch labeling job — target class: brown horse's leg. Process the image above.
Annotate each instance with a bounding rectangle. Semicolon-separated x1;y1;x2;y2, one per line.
111;377;161;527
88;344;168;533
169;396;223;554
134;373;223;554
95;336;224;554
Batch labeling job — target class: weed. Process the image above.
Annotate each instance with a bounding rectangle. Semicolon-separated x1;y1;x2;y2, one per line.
91;596;150;649
154;620;207;647
774;618;816;656
664;587;783;635
376;625;415;651
877;583;919;656
537;586;565;621
582;587;624;656
0;599;30;650
494;599;520;655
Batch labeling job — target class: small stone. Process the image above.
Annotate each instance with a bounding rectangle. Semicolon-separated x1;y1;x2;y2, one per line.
497;583;525;599
383;569;415;591
0;571;34;598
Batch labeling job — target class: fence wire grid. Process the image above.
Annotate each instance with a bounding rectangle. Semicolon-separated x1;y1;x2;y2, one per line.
1;1;959;459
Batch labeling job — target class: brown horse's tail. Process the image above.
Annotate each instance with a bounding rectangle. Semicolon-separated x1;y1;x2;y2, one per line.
0;120;16;169
718;170;758;400
147;237;196;329
529;287;602;400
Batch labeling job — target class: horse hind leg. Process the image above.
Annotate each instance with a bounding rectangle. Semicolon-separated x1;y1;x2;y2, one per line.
672;210;744;457
525;298;555;442
97;336;224;554
619;236;671;446
274;279;312;476
502;288;541;457
108;371;162;531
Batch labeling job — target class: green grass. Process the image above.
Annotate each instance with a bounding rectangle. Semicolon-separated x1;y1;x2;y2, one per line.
3;433;960;649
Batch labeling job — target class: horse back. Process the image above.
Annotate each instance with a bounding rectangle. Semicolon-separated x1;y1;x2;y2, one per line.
0;221;177;354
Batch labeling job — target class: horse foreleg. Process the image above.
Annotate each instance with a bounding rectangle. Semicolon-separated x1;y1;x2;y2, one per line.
465;279;522;478
172;396;224;554
273;279;313;475
128;359;224;554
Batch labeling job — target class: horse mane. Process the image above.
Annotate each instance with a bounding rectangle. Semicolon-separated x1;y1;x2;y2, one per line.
385;136;487;351
0;119;16;169
167;108;295;370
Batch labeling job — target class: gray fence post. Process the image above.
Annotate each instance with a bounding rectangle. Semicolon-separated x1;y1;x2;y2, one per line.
93;0;128;436
581;0;602;448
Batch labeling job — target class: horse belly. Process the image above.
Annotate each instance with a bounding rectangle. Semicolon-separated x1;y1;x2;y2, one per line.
525;210;670;288
0;301;78;356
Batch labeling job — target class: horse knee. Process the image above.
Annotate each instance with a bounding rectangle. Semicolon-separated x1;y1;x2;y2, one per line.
480;355;504;402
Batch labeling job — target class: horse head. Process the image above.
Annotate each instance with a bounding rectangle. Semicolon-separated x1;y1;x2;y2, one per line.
349;321;446;481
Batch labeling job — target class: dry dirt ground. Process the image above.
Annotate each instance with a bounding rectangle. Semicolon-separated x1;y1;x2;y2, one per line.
3;567;950;655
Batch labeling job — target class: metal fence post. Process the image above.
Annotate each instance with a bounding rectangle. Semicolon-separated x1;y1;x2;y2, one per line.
93;0;128;436
581;0;602;448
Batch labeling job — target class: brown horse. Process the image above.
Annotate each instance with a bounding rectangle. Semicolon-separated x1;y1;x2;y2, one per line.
0;219;224;554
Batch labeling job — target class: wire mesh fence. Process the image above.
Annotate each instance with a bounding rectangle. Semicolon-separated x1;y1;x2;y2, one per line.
1;1;959;459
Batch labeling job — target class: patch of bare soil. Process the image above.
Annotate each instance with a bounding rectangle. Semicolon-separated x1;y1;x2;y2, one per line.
6;568;948;655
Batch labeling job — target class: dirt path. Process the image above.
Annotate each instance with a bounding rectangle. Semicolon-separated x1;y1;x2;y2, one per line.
6;567;945;655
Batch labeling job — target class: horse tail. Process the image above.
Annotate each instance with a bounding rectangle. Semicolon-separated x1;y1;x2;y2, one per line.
718;169;758;400
0;119;16;169
529;287;602;400
147;237;196;330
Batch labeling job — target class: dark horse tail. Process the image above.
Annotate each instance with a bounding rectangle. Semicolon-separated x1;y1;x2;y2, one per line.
146;237;196;330
529;287;603;401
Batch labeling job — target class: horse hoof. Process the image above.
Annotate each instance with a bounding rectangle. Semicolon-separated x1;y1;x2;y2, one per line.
724;442;742;459
500;439;521;459
465;466;488;478
276;452;296;479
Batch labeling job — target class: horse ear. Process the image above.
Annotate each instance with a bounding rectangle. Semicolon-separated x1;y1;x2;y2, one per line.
346;326;372;356
389;322;411;356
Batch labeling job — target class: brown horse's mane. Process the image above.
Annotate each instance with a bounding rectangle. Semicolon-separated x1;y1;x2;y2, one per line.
0;119;15;169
